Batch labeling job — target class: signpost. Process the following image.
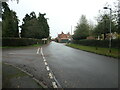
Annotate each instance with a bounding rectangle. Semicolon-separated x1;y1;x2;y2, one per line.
42;38;47;44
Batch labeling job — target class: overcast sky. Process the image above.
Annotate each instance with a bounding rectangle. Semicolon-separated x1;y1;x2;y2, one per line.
8;0;115;38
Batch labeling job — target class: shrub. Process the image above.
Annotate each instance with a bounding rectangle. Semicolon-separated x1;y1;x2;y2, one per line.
2;37;43;46
72;39;119;48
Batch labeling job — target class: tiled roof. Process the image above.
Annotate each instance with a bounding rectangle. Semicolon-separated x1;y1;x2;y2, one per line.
58;32;71;39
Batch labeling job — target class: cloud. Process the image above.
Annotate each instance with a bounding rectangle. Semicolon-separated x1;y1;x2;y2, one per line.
8;0;115;38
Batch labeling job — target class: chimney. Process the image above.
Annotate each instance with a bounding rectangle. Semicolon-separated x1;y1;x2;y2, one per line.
62;32;64;34
68;32;70;35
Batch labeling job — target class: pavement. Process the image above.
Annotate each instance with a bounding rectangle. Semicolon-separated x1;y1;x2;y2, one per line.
2;63;43;88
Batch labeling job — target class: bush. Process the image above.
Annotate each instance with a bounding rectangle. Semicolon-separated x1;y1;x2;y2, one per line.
72;39;119;48
2;37;43;46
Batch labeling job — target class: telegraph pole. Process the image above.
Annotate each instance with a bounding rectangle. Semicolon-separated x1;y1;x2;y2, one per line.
71;25;72;35
103;7;112;53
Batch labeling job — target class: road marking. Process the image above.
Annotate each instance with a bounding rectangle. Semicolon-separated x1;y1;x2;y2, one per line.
9;53;16;55
17;85;20;88
43;56;45;60
9;53;36;55
44;59;46;62
46;66;50;71
53;76;62;88
37;48;40;54
49;72;53;79
40;47;61;88
45;62;47;65
41;48;44;56
52;82;58;88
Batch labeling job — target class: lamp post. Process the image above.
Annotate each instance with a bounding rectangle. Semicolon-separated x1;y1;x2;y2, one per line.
103;7;112;53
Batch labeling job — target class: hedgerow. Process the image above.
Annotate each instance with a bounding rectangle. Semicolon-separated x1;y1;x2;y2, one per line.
2;37;44;46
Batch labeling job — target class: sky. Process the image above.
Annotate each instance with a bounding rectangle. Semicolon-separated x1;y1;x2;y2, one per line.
7;0;115;38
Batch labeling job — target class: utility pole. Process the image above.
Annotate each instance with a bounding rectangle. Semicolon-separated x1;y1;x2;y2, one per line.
71;25;72;35
103;7;112;53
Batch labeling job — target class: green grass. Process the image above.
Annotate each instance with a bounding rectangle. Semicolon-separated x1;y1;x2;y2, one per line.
1;44;43;49
66;44;119;58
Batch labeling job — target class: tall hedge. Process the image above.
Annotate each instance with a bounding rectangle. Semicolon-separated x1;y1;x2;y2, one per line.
2;38;43;46
72;39;119;48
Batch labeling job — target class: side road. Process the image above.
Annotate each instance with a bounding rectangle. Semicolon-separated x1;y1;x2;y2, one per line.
3;63;43;88
2;46;53;88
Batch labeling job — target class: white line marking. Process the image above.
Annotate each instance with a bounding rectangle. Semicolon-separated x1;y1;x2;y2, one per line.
40;47;60;88
9;53;16;54
45;62;48;65
41;48;44;56
49;72;53;79
53;76;62;88
43;56;45;60
17;85;20;88
52;82;58;88
46;66;50;71
9;53;36;55
44;59;46;62
37;48;40;54
41;47;42;53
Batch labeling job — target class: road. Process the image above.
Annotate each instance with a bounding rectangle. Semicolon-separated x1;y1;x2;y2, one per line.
2;46;53;88
42;41;118;88
3;41;118;88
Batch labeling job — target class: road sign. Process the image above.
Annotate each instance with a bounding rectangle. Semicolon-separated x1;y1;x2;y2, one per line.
42;38;47;40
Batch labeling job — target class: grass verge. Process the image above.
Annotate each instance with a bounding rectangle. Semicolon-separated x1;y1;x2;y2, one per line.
66;44;119;58
3;63;43;88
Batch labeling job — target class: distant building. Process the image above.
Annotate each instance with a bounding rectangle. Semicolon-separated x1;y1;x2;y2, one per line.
56;32;72;43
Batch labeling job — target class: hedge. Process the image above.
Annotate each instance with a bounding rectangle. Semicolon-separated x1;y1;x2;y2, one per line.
2;37;44;46
72;39;119;48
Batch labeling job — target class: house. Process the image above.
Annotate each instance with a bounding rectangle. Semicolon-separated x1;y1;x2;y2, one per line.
56;32;72;43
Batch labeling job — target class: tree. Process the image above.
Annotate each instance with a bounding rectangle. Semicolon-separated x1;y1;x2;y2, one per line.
93;14;117;39
117;0;120;34
88;20;95;36
38;13;49;38
30;11;36;19
21;12;49;39
73;15;89;40
108;0;120;34
2;2;19;37
0;2;2;19
21;14;31;37
0;21;2;37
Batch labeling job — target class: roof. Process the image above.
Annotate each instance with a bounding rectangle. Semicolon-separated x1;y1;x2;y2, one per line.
58;32;71;39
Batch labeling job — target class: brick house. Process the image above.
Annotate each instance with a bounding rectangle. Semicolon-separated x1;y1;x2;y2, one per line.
57;32;72;43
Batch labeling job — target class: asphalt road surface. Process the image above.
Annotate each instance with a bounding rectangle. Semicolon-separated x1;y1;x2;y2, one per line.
42;41;118;88
2;46;53;88
3;41;118;88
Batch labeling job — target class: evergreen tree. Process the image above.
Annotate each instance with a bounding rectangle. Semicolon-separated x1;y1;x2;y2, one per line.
73;15;89;40
93;14;117;39
2;2;19;37
38;13;49;38
21;12;49;39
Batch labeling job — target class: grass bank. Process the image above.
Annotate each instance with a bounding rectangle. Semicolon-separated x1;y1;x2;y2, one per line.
66;44;119;58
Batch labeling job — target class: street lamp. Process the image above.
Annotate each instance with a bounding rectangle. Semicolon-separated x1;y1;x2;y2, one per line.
103;7;112;53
